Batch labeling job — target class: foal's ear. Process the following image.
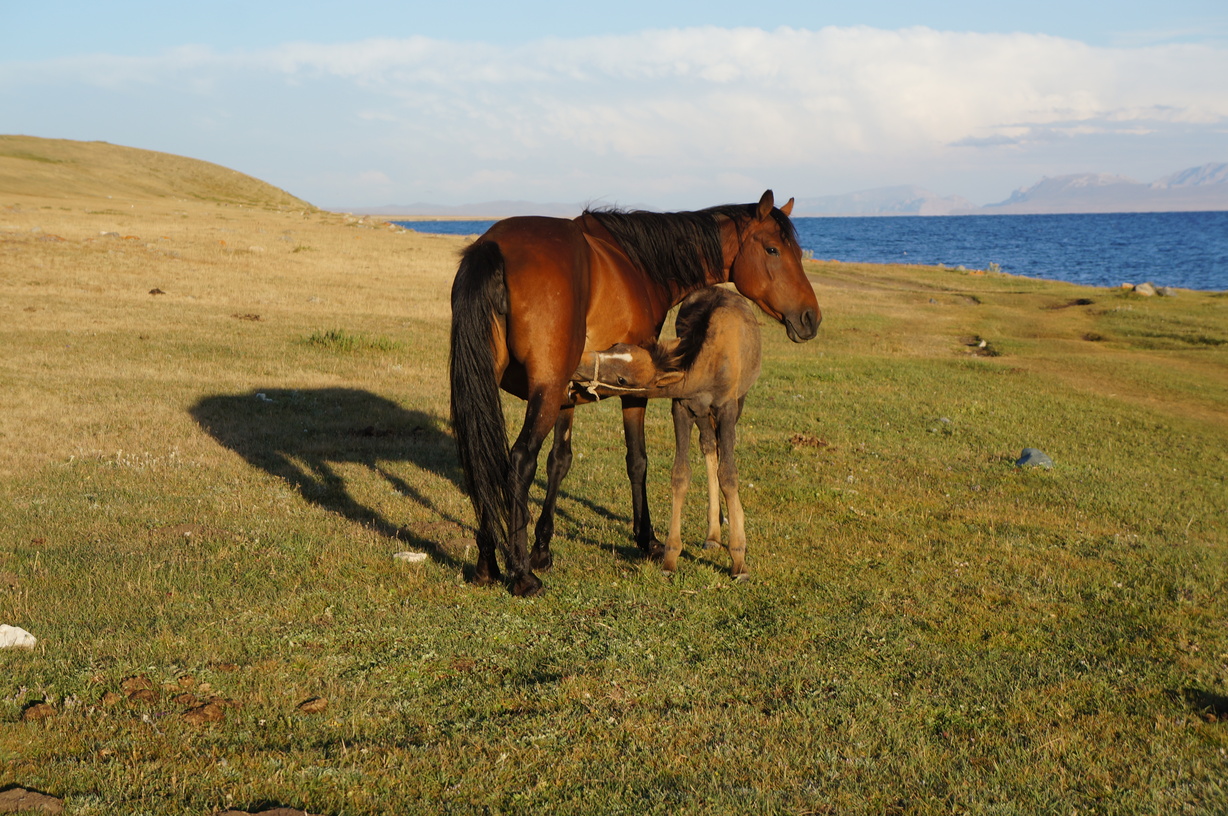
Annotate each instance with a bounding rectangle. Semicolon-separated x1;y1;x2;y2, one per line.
779;197;794;216
756;190;775;220
654;371;685;387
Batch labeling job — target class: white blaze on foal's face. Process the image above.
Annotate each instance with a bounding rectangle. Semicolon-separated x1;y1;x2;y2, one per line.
594;345;658;388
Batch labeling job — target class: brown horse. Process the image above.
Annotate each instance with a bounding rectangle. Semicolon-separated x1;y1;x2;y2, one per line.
449;190;819;596
573;287;761;579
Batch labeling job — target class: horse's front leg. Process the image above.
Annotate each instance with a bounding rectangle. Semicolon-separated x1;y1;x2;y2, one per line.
506;390;557;596
713;401;749;580
621;396;664;559
531;404;575;571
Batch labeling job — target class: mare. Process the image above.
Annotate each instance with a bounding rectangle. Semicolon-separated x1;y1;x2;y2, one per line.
573;287;761;578
449;191;819;596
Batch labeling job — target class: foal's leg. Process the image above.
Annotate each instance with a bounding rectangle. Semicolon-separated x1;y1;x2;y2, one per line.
697;415;723;550
505;389;558;596
713;401;749;579
531;404;575;571
622;396;665;559
663;400;693;575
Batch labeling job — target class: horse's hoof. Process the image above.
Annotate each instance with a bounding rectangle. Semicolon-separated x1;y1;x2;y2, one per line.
732;571;751;582
530;548;554;572
640;539;666;561
704;539;722;550
511;573;544;597
471;567;502;587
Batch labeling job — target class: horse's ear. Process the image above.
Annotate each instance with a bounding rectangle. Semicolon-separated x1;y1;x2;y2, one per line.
756;190;775;221
780;197;794;217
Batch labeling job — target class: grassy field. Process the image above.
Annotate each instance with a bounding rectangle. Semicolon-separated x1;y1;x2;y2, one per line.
2;137;1227;815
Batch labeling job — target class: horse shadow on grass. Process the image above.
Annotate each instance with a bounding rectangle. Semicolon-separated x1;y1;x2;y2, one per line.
190;388;638;577
190;388;477;571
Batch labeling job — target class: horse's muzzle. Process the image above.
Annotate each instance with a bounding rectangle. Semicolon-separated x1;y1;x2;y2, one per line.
785;308;821;343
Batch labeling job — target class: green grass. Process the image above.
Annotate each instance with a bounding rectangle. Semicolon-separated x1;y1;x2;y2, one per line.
305;328;404;353
2;207;1227;814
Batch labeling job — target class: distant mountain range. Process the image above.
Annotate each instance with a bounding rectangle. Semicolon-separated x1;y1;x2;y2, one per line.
356;200;588;218
347;163;1228;218
794;163;1228;216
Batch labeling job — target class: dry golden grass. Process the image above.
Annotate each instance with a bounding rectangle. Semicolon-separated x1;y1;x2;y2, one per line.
2;137;1227;815
2;138;466;478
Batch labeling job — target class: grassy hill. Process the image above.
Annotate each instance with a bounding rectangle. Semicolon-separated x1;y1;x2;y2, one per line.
0;134;314;209
1;150;1227;814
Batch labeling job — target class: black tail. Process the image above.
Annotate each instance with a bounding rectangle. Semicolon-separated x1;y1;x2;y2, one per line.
449;241;511;562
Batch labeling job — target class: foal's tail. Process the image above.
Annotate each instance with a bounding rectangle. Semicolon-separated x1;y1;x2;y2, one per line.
449;241;511;558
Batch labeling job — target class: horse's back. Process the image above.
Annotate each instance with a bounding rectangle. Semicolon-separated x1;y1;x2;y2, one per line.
678;288;761;402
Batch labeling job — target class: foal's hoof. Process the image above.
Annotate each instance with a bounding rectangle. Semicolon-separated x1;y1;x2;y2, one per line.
732;571;751;583
511;572;544;598
704;538;722;550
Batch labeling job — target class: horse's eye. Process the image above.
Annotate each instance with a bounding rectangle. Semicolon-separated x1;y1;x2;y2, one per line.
766;246;780;256
617;377;627;385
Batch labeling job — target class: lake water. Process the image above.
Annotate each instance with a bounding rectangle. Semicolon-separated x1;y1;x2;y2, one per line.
393;210;1228;292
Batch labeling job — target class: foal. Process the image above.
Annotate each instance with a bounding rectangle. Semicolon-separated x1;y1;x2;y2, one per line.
573;287;761;578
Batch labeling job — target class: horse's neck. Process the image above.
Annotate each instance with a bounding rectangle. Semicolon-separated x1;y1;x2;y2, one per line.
715;215;743;283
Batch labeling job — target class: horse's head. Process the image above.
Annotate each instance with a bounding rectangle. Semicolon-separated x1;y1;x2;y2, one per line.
729;190;821;343
573;343;684;397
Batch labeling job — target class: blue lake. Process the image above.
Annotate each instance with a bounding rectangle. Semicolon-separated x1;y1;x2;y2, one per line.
393;210;1228;292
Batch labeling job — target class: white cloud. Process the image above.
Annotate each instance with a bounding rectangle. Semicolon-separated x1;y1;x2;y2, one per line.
2;26;1225;205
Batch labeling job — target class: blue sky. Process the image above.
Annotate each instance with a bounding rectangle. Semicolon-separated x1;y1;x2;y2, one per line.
2;1;1226;208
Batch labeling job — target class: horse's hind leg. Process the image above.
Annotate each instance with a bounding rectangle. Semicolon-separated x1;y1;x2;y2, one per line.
663;400;693;574
697;416;723;550
714;403;749;579
506;390;556;596
531;405;575;571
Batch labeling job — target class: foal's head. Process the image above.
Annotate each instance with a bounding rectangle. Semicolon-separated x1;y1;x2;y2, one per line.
573;343;684;395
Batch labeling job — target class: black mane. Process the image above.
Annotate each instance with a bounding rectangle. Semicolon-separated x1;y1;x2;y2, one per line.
585;203;760;290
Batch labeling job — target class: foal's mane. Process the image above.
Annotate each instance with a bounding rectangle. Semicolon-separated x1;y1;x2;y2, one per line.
584;202;799;290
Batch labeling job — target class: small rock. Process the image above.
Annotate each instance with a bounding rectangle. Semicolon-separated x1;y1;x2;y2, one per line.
0;624;36;649
121;675;154;693
20;703;55;722
1134;282;1157;297
296;696;328;714
1015;448;1054;469
0;787;65;815
127;688;159;704
182;702;225;725
393;551;428;564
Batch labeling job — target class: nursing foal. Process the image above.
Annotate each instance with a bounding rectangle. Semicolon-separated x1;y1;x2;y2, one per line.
573;287;761;578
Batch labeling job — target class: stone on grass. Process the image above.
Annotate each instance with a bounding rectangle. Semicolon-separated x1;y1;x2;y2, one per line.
0;787;64;815
1015;448;1054;469
393;551;428;564
0;625;36;650
20;703;55;722
296;696;328;714
182;702;225;725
